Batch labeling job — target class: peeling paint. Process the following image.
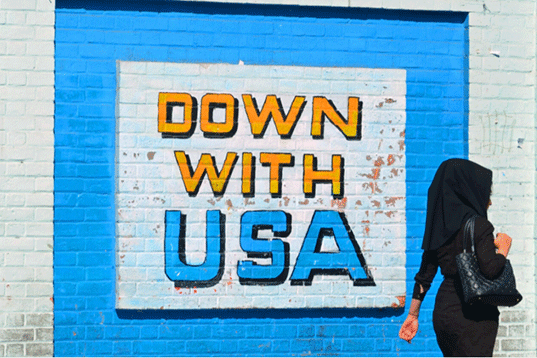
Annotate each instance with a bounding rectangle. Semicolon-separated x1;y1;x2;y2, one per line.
147;151;156;160
385;196;404;207
331;197;347;209
360;168;380;180
374;157;385;167
362;182;383;194
392;295;405;308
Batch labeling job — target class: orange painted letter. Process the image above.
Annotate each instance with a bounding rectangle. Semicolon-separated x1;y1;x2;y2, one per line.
174;151;238;196
158;92;196;137
243;94;305;139
242;152;255;197
259;153;294;197
311;96;361;140
303;154;343;198
200;93;238;138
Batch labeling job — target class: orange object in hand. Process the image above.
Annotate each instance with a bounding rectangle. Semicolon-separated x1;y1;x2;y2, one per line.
494;233;512;257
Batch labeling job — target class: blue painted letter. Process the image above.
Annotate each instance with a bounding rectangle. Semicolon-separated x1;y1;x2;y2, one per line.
237;210;290;285
165;210;225;288
290;210;375;286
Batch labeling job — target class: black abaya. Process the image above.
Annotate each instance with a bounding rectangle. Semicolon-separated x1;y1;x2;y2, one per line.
414;159;505;357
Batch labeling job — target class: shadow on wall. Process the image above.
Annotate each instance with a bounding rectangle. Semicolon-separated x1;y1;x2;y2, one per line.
56;0;467;23
117;307;404;320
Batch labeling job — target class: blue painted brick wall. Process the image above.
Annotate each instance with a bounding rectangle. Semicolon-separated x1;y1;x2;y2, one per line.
54;1;468;356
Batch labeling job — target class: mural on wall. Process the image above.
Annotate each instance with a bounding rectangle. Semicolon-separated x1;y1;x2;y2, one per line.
115;61;406;309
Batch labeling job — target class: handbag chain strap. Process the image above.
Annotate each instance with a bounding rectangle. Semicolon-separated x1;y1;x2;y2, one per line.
462;215;477;254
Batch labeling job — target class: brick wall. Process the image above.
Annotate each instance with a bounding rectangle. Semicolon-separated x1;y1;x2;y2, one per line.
1;0;535;356
53;1;467;356
0;0;55;356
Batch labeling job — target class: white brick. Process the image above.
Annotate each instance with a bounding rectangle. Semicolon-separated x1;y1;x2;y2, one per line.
34;268;52;282
4;252;24;267
6;162;26;176
5;224;25;237
0;268;34;282
33;57;54;72
24;163;53;177
468;13;490;27
0;83;35;98
0;298;35;312
25;223;52;237
26;284;52;297
25;11;54;26
35;0;55;11
34;178;53;192
24;252;52;266
6;72;27;86
25;41;54;56
6;42;26;56
1;0;36;10
5;10;26;24
4;102;26;117
0;26;34;40
33;26;54;41
33;238;52;252
26;73;54;87
5;284;26;297
1;2;54;355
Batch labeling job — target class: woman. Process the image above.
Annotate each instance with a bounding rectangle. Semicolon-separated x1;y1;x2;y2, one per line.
398;158;512;356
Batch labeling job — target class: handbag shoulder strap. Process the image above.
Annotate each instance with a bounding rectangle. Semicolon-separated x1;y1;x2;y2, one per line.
462;215;478;253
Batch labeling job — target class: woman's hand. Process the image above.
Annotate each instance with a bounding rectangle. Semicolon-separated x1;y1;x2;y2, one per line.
494;233;512;257
399;315;419;343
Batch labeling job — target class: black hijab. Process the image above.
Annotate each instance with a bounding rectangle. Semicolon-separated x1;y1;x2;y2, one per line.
421;158;493;251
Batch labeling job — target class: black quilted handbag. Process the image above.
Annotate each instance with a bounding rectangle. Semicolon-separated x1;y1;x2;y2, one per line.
455;216;522;307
